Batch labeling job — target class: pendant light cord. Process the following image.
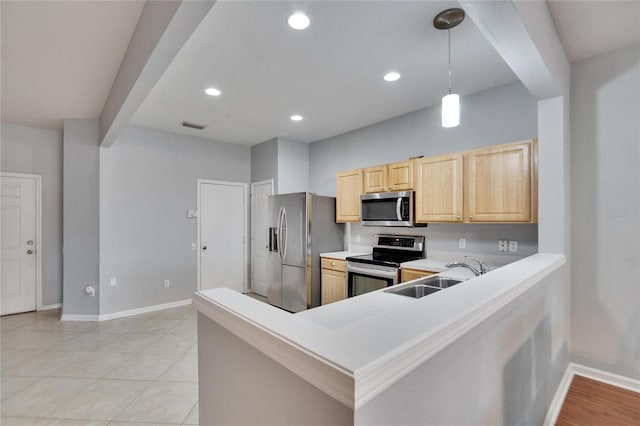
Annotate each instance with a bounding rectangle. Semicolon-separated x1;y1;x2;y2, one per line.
448;28;452;95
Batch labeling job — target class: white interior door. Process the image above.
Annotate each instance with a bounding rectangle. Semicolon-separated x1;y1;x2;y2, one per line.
250;180;273;297
198;180;247;293
1;175;38;315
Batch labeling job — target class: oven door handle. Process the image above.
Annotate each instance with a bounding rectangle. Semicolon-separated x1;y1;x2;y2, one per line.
347;265;399;279
396;197;402;221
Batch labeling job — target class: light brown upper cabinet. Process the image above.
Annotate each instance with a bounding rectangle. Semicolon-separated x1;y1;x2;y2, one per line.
414;153;464;223
363;161;414;193
363;165;387;193
464;140;537;222
388;161;414;191
336;169;363;222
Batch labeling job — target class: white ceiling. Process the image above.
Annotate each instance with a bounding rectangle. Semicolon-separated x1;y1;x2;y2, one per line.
547;0;640;63
0;0;145;130
130;1;518;145
3;1;638;143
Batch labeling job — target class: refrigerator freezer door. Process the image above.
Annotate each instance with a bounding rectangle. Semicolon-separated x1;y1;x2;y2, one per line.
282;265;307;312
267;251;282;308
281;193;307;268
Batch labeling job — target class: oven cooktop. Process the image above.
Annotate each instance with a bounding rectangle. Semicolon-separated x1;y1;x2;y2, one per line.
346;234;425;268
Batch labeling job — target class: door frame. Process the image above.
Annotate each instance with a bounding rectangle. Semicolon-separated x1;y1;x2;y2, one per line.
0;171;43;311
196;179;249;293
250;179;274;294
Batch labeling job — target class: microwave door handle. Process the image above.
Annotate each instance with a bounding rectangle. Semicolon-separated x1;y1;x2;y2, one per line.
396;197;403;221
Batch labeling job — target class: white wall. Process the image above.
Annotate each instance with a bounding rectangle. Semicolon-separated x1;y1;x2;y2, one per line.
198;313;354;425
1;123;63;306
99;126;251;314
356;265;569;425
570;43;640;379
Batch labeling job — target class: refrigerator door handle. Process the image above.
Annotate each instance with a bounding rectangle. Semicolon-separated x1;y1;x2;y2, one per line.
281;207;288;260
277;207;284;260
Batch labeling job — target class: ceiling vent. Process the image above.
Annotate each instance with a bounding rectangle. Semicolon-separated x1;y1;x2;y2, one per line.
182;121;207;130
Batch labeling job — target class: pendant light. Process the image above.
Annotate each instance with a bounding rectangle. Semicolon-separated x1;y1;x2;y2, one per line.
433;8;465;128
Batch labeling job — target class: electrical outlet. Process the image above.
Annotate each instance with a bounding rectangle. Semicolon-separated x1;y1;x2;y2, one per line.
163;280;170;288
498;240;508;252
355;234;361;243
191;243;197;251
509;240;518;252
110;277;117;287
458;238;466;249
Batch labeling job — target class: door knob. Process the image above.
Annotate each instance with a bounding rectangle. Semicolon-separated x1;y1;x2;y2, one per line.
202;246;207;251
27;240;34;245
27;250;33;255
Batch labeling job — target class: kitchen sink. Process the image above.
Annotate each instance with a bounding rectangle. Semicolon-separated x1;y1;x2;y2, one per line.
424;277;463;288
385;276;464;298
387;284;441;298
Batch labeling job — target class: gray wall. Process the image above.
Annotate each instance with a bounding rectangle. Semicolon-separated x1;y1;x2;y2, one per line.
309;81;539;260
63;119;101;316
276;138;309;194
570;43;640;379
250;137;278;188
1;123;63;306
99;126;250;314
356;265;569;425
309;81;538;196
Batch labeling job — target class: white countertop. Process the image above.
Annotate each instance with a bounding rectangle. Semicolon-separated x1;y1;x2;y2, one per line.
194;253;565;409
319;251;369;260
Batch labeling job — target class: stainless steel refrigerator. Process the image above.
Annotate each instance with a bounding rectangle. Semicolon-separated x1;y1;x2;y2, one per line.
267;192;344;312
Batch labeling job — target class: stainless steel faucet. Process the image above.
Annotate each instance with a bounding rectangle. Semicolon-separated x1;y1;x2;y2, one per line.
445;256;489;276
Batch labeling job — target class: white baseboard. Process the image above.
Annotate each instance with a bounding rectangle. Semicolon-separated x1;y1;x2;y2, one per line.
543;362;640;425
39;303;62;311
61;299;192;322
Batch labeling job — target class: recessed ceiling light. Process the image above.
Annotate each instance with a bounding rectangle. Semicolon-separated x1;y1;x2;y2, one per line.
290;115;303;121
205;87;221;96
384;71;401;82
288;13;310;30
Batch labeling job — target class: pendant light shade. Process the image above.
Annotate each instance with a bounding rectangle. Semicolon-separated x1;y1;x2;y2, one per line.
433;8;465;128
442;93;460;128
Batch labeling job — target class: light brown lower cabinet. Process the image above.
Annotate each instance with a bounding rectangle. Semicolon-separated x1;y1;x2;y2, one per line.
401;268;437;283
321;258;346;305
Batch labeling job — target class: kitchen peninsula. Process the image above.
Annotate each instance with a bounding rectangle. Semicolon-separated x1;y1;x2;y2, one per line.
194;253;566;425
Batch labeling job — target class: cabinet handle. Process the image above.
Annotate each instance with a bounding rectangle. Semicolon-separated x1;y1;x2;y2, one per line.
456;216;461;220
468;216;473;220
331;262;336;266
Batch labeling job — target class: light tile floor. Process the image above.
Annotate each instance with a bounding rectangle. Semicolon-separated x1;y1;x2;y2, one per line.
1;305;199;426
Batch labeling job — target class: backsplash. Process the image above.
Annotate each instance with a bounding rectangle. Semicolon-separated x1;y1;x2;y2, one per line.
346;222;538;267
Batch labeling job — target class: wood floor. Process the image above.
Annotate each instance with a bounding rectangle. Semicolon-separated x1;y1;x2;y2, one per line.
556;375;640;426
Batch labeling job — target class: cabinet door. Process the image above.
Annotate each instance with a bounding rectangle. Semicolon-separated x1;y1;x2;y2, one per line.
465;141;532;222
388;161;414;191
363;165;388;193
401;268;437;282
321;268;346;305
414;153;463;222
336;169;363;223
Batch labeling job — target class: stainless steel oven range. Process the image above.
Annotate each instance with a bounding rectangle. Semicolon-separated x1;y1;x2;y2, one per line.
346;234;425;298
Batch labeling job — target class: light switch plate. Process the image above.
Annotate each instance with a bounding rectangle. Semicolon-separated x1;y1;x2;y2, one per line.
459;238;466;249
498;240;508;252
186;209;197;219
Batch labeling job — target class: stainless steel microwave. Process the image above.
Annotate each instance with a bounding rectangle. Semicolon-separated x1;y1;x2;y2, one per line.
361;191;420;227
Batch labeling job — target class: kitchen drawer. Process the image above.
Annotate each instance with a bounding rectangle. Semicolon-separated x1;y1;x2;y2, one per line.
321;257;346;272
